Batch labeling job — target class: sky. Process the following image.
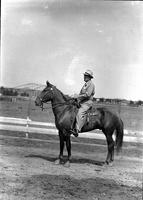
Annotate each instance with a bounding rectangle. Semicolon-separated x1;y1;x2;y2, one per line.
1;0;143;100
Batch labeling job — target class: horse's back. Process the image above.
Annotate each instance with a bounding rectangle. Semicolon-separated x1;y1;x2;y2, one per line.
96;107;123;129
86;106;122;128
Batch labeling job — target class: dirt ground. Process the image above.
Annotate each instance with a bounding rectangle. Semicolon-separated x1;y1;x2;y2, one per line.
0;134;142;200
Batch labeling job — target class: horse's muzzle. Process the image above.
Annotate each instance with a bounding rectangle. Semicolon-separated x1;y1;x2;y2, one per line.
35;96;42;106
35;99;41;106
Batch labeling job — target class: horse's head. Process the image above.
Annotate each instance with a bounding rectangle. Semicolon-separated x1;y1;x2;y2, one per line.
35;81;54;107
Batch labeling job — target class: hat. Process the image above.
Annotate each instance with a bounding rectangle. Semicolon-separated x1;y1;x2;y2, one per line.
84;69;94;78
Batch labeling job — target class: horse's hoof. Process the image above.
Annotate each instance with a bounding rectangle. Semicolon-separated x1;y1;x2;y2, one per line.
103;162;108;167
104;161;113;167
64;161;70;168
54;159;60;165
108;162;113;167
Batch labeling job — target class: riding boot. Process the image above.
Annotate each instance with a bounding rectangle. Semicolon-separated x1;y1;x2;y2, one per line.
70;129;79;137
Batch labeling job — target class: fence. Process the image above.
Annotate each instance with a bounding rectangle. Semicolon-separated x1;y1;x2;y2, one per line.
0;116;143;143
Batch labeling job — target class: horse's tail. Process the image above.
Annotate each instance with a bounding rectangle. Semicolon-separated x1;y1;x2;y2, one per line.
115;119;124;153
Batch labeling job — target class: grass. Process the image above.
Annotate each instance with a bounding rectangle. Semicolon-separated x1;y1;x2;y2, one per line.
0;99;143;131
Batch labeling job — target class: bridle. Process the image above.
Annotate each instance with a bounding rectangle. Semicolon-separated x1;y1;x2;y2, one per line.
38;87;75;111
40;101;69;111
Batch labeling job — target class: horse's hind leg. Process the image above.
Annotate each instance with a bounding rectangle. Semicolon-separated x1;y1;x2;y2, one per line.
105;130;114;165
55;131;64;165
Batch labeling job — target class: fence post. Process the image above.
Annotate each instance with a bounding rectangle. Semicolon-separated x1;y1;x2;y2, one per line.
26;94;31;138
26;116;30;138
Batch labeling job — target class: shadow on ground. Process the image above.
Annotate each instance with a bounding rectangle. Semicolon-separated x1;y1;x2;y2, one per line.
26;154;105;166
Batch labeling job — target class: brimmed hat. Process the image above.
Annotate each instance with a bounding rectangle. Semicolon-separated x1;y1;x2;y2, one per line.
84;69;94;78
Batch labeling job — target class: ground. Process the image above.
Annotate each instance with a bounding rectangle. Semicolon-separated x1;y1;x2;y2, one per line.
0;133;142;200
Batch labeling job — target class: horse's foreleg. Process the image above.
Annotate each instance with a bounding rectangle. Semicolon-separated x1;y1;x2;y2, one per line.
59;133;65;160
55;131;64;165
64;135;71;167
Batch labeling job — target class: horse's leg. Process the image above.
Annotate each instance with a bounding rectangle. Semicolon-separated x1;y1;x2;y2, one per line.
59;133;65;160
64;135;71;167
104;130;114;165
55;131;64;165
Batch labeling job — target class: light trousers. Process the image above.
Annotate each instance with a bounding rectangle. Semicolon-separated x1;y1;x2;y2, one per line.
76;102;92;131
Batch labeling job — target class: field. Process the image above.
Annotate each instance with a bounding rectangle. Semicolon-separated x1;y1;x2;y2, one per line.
0;99;143;200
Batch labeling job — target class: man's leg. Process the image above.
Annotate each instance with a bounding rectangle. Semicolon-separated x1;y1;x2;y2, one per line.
76;104;89;132
70;105;86;137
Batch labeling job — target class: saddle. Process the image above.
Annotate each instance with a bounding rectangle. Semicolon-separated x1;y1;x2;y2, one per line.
86;107;99;123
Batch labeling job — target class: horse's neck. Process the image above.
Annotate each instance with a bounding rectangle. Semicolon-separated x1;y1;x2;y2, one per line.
51;89;67;119
52;88;66;105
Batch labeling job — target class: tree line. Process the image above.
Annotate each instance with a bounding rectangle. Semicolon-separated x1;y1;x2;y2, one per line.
94;98;143;106
0;87;29;97
0;87;143;106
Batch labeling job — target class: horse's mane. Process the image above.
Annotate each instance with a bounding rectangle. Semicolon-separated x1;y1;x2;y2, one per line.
53;86;72;102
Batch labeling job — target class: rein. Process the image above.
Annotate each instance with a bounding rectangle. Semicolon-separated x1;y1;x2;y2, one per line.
38;86;79;111
40;100;73;111
40;102;51;111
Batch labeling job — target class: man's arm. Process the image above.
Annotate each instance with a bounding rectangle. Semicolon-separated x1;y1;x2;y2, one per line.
78;82;95;101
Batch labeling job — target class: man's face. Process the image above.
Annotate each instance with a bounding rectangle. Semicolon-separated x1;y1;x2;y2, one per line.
84;75;91;82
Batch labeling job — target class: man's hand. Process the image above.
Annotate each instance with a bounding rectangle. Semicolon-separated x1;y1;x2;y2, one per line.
73;94;79;99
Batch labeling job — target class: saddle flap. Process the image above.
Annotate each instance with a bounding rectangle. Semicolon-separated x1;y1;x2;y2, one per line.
86;107;99;122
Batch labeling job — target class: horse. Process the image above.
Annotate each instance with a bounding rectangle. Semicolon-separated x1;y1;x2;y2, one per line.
35;81;124;167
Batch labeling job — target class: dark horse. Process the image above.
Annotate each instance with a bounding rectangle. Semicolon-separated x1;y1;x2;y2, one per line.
35;81;124;167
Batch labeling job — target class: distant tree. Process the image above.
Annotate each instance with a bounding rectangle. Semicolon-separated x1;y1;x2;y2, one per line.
13;91;18;96
106;98;112;103
129;100;134;105
9;89;14;96
99;98;104;103
0;87;18;96
21;92;29;97
113;99;121;104
136;100;143;106
3;88;11;96
0;87;5;93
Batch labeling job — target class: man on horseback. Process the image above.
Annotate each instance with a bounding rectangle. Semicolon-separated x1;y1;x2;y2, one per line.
35;74;123;165
71;69;95;137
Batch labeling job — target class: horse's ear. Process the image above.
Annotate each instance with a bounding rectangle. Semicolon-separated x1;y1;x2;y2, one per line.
46;81;51;87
